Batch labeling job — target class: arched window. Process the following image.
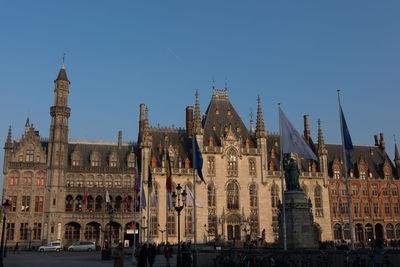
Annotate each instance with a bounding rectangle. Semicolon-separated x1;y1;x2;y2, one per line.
23;172;32;185
167;214;176;235
114;196;122;211
271;184;279;208
105;176;112;187
387;223;394;239
227;182;239;210
333;224;342;240
66;175;74;187
344;223;350;240
75;196;83;211
26;150;34;162
86;196;94;211
76;175;84;187
36;172;45;186
114;176;122;187
95;176;103;187
95;196;103;212
227;149;238;176
86;175;94;187
65;195;73;212
123;176;131;187
250;184;258;208
315;185;323;217
249;159;256;176
208;184;216;207
9;171;19;186
395;224;400;239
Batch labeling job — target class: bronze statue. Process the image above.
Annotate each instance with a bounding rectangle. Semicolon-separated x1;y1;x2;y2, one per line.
285;158;300;191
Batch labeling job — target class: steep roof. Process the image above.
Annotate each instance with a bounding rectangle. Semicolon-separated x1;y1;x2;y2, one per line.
202;90;256;148
56;64;69;82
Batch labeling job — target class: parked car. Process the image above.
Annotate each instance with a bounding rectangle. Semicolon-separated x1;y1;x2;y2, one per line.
68;241;96;252
38;242;62;252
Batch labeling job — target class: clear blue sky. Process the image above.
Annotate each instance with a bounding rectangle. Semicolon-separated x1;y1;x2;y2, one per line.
1;1;399;186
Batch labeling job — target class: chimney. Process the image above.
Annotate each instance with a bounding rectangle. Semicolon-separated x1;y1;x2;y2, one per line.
380;133;385;150
118;131;122;148
186;106;193;137
304;115;310;141
374;135;379;146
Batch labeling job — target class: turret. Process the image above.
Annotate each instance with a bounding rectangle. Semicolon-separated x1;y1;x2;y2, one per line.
255;95;266;138
395;142;400;178
3;126;12;174
255;96;267;183
194;90;202;134
317;119;328;186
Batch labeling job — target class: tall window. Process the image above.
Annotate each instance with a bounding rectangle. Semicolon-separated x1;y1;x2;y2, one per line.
95;176;103;187
36;172;45;186
86;175;94;187
374;202;379;216
167;214;176;235
207;214;216;236
332;202;338;216
207;156;215;175
364;203;370;216
362;187;368;196
394;203;400;215
207;184;216;207
271;184;279;208
20;223;28;240
227;149;238;176
6;223;15;241
32;222;42;240
384;203;391;215
387;224;394;239
66;196;73;211
151;216;158;237
250;213;259;236
314;186;323;217
26;150;34;162
383;187;388;196
392;186;398;196
23;172;32;185
372;186;378;196
21;196;30;212
250;184;258;208
331;186;337;196
105;176;112;187
352;186;359;196
123;176;131;187
75;196;83;211
227;182;239;210
185;209;193;236
353;202;360;217
114;176;122;187
34;196;43;212
9;172;19;186
76;176;84;187
249;159;256;176
8;196;17;212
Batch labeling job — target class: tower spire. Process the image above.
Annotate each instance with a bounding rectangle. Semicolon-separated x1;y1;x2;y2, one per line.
255;95;266;137
250;109;254;133
144;106;149;129
25;116;30;134
395;135;400;161
56;56;69;82
194;90;202;133
318;119;327;155
5;125;12;149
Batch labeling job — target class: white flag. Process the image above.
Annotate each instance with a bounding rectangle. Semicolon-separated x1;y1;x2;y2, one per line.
151;190;158;212
106;190;110;203
213;181;218;190
167;192;173;210
279;108;317;161
186;186;203;208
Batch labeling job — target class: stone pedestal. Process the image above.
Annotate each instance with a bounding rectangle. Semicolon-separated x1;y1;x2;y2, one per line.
279;190;317;249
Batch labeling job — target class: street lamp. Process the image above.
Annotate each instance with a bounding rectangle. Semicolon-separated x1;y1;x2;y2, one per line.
0;200;11;267
171;184;186;267
158;224;166;244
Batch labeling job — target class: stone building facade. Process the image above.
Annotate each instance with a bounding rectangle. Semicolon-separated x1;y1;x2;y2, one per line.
2;63;399;248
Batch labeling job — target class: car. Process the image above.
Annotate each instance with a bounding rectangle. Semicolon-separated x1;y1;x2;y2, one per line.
68;241;96;252
38;242;62;252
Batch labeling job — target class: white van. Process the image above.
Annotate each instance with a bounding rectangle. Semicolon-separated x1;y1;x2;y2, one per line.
68;241;96;252
38;242;62;252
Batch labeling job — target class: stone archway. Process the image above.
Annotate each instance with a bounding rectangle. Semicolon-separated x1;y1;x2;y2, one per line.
85;222;100;243
105;221;122;246
365;223;373;242
375;223;384;241
65;222;81;245
355;223;364;243
124;221;140;247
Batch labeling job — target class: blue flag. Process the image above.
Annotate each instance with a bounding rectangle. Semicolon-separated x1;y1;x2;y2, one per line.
279;108;317;161
141;182;146;210
340;107;353;169
194;135;206;183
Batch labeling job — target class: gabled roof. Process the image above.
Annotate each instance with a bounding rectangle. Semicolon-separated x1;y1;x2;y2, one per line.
202;90;256;148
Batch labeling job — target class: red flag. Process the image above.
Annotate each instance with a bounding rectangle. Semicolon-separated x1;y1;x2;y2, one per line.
126;191;130;205
84;191;88;205
131;222;135;230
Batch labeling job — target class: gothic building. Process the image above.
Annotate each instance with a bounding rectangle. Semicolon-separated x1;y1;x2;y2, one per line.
2;63;400;248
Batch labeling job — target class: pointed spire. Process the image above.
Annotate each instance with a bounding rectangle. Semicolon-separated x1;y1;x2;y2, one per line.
395;142;400;162
5;125;12;149
56;55;69;82
144;106;149;129
194;90;202;133
250;109;255;133
255;95;266;138
25;116;30;134
318;119;328;155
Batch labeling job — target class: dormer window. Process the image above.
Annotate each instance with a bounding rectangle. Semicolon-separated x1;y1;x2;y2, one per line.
92;159;99;167
360;172;366;179
209;137;213;147
245;138;250;148
185;158;190;169
90;151;100;167
382;187;388;196
334;170;340;179
110;160;117;167
26;150;34;162
215;109;219;115
227;110;231;115
72;160;80;167
212;125;216;131
109;152;118;168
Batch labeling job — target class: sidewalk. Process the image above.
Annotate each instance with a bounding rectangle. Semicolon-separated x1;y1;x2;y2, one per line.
129;254;177;266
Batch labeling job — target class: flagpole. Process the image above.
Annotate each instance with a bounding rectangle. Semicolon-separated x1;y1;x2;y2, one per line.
165;139;169;245
192;125;198;266
278;104;287;251
139;156;144;244
338;183;344;241
147;183;150;244
337;90;355;250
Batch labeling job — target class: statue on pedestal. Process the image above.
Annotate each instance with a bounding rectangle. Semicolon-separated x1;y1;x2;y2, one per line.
285;158;300;191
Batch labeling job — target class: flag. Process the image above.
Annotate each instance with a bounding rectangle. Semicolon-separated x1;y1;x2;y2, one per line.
194;135;206;183
279;108;318;161
130;222;135;230
213;181;218;190
186;185;203;208
151;190;158;212
148;158;153;195
126;191;130;205
84;191;88;205
141;182;146;210
134;177;140;201
106;190;110;203
166;153;172;193
340;107;354;169
167;192;173;210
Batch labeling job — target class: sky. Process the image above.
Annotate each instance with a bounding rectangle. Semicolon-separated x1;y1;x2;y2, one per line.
1;1;399;187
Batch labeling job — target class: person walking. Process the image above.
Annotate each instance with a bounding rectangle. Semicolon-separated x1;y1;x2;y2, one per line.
147;243;156;267
164;242;172;267
14;242;19;254
138;243;148;267
112;242;124;267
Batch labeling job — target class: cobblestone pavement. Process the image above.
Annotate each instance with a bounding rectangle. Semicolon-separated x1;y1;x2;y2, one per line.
3;251;176;267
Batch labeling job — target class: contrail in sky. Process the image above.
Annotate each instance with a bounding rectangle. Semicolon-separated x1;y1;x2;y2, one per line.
167;47;182;62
